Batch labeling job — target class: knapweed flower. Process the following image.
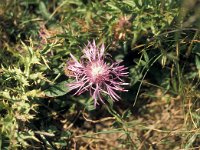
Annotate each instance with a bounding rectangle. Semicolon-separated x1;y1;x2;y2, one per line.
113;15;131;40
66;41;128;107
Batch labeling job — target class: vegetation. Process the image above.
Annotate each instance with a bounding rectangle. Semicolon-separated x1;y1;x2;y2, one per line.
0;0;200;149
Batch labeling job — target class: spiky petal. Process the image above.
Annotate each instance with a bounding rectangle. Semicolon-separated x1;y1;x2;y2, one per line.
66;41;128;107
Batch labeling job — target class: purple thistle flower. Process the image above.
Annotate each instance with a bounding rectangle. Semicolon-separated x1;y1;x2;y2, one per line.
66;41;129;107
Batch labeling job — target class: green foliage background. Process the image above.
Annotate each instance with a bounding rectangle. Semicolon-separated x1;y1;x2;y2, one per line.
0;0;200;149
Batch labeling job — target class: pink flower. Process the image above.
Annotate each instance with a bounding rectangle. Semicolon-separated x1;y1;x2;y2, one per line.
66;41;128;107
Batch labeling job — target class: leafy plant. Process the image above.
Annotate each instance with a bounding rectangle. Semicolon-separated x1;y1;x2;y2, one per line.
0;0;200;149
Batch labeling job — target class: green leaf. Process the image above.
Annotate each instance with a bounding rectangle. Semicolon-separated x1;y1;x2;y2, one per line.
84;97;96;111
195;55;200;70
39;1;51;20
143;50;149;63
44;81;70;97
123;0;136;7
107;2;120;11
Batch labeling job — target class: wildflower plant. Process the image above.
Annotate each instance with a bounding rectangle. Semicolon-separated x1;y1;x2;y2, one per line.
1;0;200;149
66;41;129;107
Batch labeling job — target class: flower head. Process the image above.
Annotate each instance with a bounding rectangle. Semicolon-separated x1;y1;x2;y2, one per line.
66;41;128;107
113;15;131;40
